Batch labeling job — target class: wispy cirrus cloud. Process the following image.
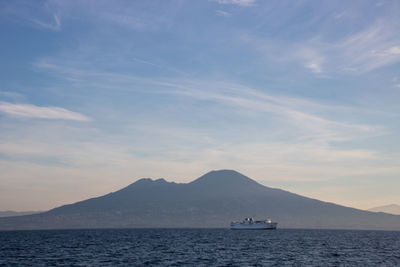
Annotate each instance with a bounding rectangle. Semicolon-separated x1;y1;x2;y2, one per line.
300;49;324;74
31;14;61;31
242;19;400;75
215;0;256;6
164;81;384;142
387;46;400;55
216;10;231;17
0;101;90;121
34;61;385;144
0;1;61;31
333;21;400;73
306;63;323;73
0;91;25;101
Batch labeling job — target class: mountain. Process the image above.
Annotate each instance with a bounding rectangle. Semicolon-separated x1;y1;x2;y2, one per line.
1;170;400;230
0;211;42;217
368;204;400;215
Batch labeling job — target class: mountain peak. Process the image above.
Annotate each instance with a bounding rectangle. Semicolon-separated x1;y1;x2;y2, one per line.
2;170;400;230
133;177;168;184
190;169;257;186
208;169;241;175
117;177;171;194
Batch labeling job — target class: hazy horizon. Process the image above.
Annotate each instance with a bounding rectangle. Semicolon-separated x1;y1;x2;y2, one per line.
1;0;400;211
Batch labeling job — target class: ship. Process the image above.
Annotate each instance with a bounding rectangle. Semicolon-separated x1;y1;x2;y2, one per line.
230;217;277;230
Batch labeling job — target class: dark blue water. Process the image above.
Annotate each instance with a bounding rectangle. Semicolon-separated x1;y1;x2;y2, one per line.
1;229;399;266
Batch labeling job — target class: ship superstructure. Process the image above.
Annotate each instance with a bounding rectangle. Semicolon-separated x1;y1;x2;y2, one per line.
230;217;277;230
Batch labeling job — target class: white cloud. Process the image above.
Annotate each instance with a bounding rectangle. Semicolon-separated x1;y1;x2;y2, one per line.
334;11;347;20
305;62;323;73
100;12;148;31
0;117;393;182
295;47;325;74
333;22;400;72
387;46;400;55
216;10;231;17
31;14;61;31
241;19;400;74
0;101;90;121
162;80;383;143
215;0;256;6
0;91;25;101
33;61;384;143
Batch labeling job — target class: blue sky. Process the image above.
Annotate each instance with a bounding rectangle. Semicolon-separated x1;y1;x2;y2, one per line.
1;0;399;211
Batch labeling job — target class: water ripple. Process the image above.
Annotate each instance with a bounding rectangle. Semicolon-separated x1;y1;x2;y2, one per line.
0;229;399;266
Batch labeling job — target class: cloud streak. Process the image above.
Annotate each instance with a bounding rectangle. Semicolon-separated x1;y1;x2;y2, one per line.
215;0;256;6
0;101;90;121
155;80;384;143
241;18;400;75
34;61;385;144
31;14;61;31
216;10;231;17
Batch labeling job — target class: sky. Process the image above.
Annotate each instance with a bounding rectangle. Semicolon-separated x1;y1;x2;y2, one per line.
0;0;399;211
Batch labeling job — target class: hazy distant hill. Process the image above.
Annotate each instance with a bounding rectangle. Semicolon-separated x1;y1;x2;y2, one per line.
1;170;400;230
0;211;42;217
368;204;400;215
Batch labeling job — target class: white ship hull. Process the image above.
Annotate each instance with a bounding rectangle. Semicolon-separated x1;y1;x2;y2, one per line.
230;218;277;230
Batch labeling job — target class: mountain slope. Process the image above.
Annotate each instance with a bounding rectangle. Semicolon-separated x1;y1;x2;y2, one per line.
1;170;400;230
368;204;400;215
0;211;42;217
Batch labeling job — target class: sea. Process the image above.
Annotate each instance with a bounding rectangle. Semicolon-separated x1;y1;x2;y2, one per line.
1;229;399;266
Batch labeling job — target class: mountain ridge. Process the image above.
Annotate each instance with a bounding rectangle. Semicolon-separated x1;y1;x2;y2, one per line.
1;170;400;230
0;211;43;218
368;204;400;215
